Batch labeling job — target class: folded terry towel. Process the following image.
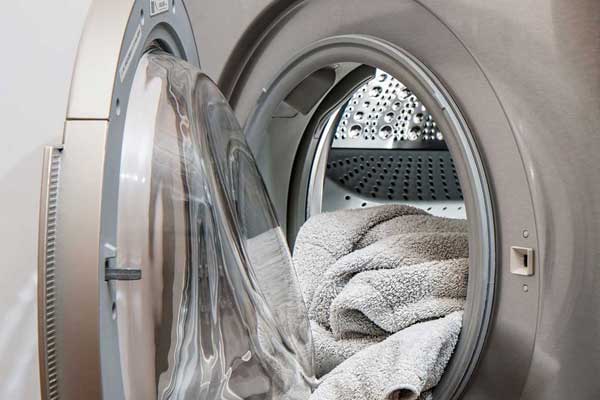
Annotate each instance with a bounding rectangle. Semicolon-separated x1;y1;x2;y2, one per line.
308;232;468;330
356;214;467;249
310;312;463;400
330;258;469;338
294;205;468;396
293;205;428;308
310;321;384;378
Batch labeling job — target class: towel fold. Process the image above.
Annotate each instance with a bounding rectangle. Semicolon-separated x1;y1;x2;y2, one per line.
309;312;463;400
356;214;467;249
293;205;468;400
330;258;469;338
294;205;428;308
308;232;468;329
310;321;384;378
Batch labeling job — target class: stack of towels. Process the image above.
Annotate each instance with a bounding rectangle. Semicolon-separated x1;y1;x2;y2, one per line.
292;205;469;400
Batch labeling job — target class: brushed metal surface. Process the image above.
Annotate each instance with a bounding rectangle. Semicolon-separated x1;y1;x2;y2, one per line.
332;69;445;148
416;1;600;398
54;121;107;400
67;0;134;119
321;179;467;220
185;0;277;84
67;0;199;120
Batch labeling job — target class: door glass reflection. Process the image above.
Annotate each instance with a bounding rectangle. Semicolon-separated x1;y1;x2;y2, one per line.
115;51;315;400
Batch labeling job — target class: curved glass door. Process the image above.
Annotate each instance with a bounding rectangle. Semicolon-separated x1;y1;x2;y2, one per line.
115;51;315;400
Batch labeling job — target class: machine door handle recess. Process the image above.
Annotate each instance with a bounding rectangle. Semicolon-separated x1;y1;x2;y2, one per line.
510;246;534;276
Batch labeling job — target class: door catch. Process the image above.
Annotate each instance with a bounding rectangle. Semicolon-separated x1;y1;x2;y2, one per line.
105;268;142;281
103;243;142;281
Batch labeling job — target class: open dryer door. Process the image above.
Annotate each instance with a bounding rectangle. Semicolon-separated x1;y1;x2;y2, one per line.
113;51;315;399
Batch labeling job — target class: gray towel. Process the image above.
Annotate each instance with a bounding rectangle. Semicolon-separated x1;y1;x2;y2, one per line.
310;321;384;378
357;214;467;249
309;312;463;400
293;205;428;308
330;258;468;338
308;232;468;329
294;205;468;397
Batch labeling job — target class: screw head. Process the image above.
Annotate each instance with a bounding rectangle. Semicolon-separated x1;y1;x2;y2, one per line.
522;229;529;238
523;284;529;292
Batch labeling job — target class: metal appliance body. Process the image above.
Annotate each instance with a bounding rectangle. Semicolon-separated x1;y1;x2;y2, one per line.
0;1;598;399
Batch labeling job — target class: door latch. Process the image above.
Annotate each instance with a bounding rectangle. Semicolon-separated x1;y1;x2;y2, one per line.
103;243;142;281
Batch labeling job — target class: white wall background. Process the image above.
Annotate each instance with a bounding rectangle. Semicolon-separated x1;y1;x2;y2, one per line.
0;1;92;398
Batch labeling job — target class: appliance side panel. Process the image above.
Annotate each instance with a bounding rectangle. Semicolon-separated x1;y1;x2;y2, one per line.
0;2;92;399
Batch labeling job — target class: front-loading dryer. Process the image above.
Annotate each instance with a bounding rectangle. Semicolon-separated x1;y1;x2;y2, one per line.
1;1;599;400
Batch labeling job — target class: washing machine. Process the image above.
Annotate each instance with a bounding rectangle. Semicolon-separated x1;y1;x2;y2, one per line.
1;0;599;399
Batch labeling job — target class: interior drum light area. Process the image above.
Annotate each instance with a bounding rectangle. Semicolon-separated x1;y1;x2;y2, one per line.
317;69;466;219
